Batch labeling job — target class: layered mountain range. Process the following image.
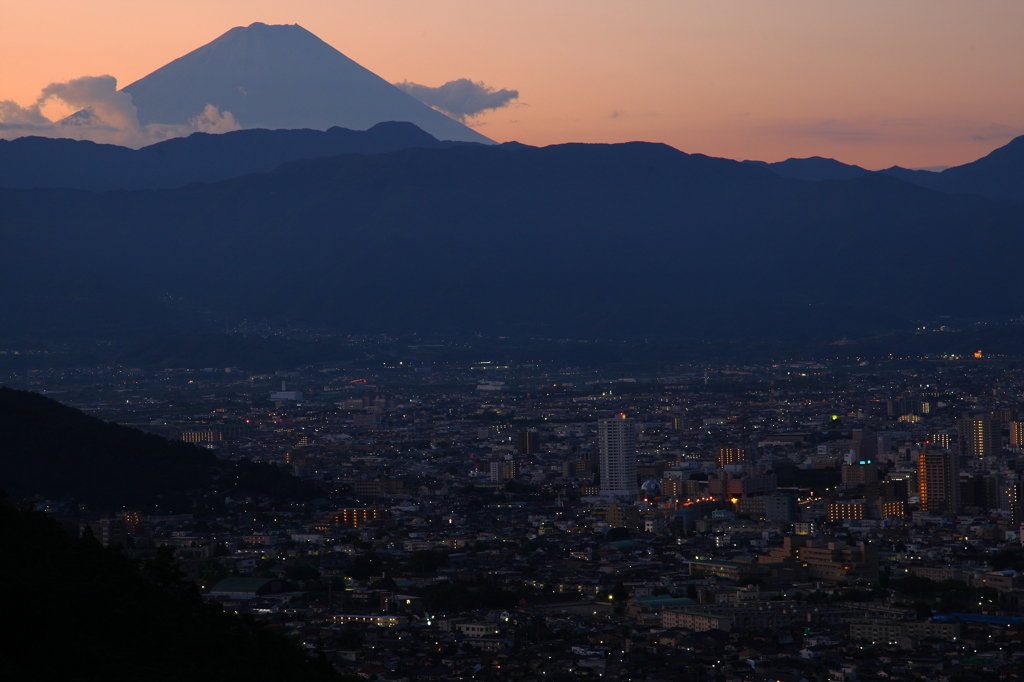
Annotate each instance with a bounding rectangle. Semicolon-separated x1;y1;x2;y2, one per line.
2;136;1023;342
0;121;481;191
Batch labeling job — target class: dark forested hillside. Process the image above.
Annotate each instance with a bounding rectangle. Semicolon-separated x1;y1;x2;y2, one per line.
0;387;318;506
0;495;338;681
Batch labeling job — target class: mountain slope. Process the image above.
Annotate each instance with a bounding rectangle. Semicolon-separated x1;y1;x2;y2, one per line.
925;134;1024;201
751;136;1024;202
1;142;1023;341
0;121;473;190
122;22;492;144
0;387;317;506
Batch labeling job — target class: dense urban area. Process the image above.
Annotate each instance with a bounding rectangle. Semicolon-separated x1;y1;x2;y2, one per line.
7;348;1024;682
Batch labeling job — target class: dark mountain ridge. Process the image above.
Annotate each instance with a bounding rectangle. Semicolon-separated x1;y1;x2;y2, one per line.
743;156;870;181
0;121;479;191
914;134;1024;201
748;134;1024;201
6;123;1020;205
2;141;1023;342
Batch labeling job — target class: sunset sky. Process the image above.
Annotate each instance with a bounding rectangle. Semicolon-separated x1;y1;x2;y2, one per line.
2;0;1023;169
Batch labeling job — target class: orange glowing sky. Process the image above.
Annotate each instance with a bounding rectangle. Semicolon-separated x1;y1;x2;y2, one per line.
2;0;1023;169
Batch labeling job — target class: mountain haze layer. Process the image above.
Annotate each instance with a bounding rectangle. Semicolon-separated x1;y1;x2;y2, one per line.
121;22;493;144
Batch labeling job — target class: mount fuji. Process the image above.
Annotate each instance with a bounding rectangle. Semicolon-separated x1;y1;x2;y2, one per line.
120;22;493;144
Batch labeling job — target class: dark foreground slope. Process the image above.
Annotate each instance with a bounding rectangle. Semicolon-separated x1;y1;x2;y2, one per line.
0;496;337;681
2;142;1023;342
0;121;472;191
0;387;317;506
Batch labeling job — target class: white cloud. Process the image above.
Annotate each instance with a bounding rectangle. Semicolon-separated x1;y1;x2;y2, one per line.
0;99;50;126
395;78;518;122
0;75;239;147
190;104;241;134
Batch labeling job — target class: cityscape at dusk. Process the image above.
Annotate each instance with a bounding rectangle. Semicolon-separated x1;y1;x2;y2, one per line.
3;3;1024;681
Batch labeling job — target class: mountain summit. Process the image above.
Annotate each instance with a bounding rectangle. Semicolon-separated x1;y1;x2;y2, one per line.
121;22;493;144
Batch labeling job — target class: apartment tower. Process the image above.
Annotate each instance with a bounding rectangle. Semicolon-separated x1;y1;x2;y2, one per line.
958;415;1001;464
919;451;959;514
598;415;639;500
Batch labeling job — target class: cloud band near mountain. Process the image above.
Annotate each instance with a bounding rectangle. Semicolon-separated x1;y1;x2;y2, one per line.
0;75;238;148
395;78;518;122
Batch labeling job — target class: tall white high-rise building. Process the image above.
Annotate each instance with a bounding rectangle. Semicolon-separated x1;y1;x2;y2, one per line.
598;415;639;500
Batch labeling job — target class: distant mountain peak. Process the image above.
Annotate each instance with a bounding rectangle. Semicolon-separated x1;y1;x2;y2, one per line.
742;156;868;181
121;22;493;144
